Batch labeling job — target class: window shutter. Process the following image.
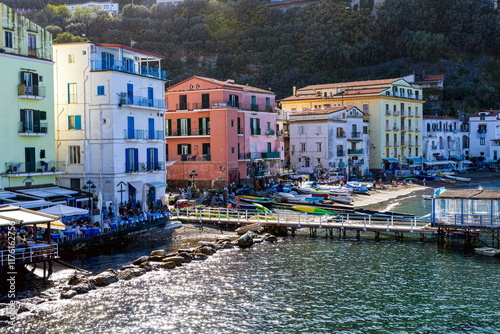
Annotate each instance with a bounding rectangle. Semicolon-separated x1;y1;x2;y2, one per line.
187;119;191;135
40;111;46;120
20;71;26;84
177;144;182;155
133;148;139;171
20;109;25;122
177;119;181;136
75;115;82;130
188;144;192;154
147;148;152;171
125;149;130;172
154;148;159;169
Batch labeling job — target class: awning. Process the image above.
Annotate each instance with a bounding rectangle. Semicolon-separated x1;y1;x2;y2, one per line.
449;155;463;161
382;158;399;163
424;161;456;166
485;159;498;163
462;160;473;164
407;157;429;163
128;181;144;190
145;182;168;188
0;205;64;230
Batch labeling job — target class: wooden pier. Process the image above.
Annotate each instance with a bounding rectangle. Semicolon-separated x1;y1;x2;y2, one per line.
173;207;436;241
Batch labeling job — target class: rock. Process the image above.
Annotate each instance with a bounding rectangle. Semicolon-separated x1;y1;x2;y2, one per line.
120;264;138;271
198;246;215;255
177;251;192;259
72;283;90;294
236;232;254;248
148;255;166;262
177;248;195;253
67;273;87;286
263;234;278;242
17;304;29;313
193;253;208;261
198;241;217;249
93;270;119;287
132;256;150;266
163;256;184;266
159;261;176;269
60;290;77;299
139;261;153;271
130;267;146;276
219;241;234;249
118;269;134;280
150;249;167;257
253;238;263;243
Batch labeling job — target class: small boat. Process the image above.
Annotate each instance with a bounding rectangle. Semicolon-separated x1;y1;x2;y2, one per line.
443;175;471;182
165;220;183;230
239;196;275;204
229;198;256;210
439;178;456;185
475;247;500;258
290;205;336;215
422;195;433;200
296;187;331;198
254;203;272;213
346;184;370;195
415;174;435;181
328;195;353;204
329;187;353;197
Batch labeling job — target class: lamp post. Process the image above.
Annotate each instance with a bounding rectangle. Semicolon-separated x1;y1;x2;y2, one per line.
117;181;126;205
83;180;96;218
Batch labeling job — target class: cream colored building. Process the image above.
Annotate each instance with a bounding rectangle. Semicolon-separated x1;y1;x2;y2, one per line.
0;4;59;189
280;78;425;173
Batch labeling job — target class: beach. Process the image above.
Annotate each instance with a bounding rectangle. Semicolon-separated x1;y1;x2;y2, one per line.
352;184;427;207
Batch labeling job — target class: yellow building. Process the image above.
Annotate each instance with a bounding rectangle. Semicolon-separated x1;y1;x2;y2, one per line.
280;78;425;172
0;3;58;189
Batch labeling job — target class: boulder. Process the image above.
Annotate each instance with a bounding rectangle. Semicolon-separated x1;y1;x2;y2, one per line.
159;261;176;269
163;256;184;266
72;283;90;294
263;234;278;242
198;246;215;255
139;261;153;271
198;241;217;249
150;249;167;257
132;256;149;266
60;290;77;299
236;232;254;248
193;253;208;261
67;273;87;286
130;267;146;276
118;269;134;280
148;255;166;262
93;269;119;287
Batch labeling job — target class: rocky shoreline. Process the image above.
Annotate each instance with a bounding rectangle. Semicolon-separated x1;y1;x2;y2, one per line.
0;228;276;327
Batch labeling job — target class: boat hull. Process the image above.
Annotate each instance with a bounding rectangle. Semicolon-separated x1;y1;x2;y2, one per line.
290;205;336;215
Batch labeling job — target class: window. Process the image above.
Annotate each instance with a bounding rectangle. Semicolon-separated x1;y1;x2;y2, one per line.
386;133;390;145
363;126;368;134
148;118;155;139
125;148;139;172
127;83;133;104
147;87;154;107
179;95;187;110
127;116;135;139
165;119;172;136
68;54;75;63
291;145;295;153
363;104;369;114
28;34;36;55
251;95;258;111
69;146;81;164
267;142;272;152
300;143;306;152
231;120;234;127
199;117;210;135
231;147;235;154
4;31;12;48
70;179;80;190
124;57;134;73
202;94;210;109
250;118;261;135
316;142;322;152
480;114;486;120
229;94;239;108
21;71;39;96
97;85;105;96
68;115;82;130
299;126;304;135
147;148;159;171
480;138;485;145
178;144;191;160
304;157;310;167
178;118;191;136
68;83;77;103
202;143;210;160
102;52;114;70
265;97;271;110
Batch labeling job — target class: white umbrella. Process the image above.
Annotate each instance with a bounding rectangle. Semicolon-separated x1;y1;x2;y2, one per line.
38;204;89;218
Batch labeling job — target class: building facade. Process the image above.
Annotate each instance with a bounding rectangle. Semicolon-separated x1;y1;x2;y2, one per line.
165;76;282;190
280;78;425;174
422;115;469;161
289;106;369;178
0;4;60;189
53;42;167;210
469;109;500;163
65;2;120;15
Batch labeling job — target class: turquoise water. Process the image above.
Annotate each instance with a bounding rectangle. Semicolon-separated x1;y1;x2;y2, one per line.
12;238;500;333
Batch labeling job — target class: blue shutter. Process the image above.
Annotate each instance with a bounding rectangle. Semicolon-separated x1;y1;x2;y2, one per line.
101;52;106;69
127;116;134;139
147;148;152;171
148;118;154;139
127;83;133;104
133;148;139;171
154;148;159;169
148;87;154;107
109;54;114;68
125;149;130;172
75;115;82;130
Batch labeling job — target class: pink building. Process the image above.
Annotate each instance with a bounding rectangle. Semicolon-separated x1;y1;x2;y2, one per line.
165;76;283;189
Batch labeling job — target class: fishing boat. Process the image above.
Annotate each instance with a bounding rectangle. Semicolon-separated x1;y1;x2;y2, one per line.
328;187;353;197
422;195;433;200
239;195;275;204
295;187;331;198
229;198;257;210
345;184;370;195
475;247;500;258
439;178;456;185
443;175;471;182
290;205;336;215
235;223;263;235
415;174;435;181
328;195;353;205
254;203;272;213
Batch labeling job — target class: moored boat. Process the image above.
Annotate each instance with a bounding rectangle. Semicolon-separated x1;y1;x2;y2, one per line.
475;247;500;258
439;178;456;185
239;195;276;204
290;205;336;215
229;198;257;210
296;187;331;198
443;175;471;182
235;223;263;235
416;174;435;181
328;195;353;204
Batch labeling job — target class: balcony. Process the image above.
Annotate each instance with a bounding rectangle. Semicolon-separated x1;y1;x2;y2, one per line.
125;161;165;173
393;126;399;131
407;126;413;131
336;133;346;138
431;145;438;150
254;170;265;177
393;111;400;115
261;152;280;159
18;122;48;135
348;149;364;155
18;84;46;99
265;129;275;136
250;103;259;112
92;59;167;80
385;111;391;115
124;129;164;140
408;111;413;117
394;141;399;146
351;132;361;138
386;141;392;146
4;161;64;174
250;128;261;136
167;128;210;137
119;94;165;109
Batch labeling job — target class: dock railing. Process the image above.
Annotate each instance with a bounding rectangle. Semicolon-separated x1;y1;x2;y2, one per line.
0;243;58;267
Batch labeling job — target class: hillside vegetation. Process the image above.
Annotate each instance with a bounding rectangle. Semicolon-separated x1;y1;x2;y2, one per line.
9;0;500;115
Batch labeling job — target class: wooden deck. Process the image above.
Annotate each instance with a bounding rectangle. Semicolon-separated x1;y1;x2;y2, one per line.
0;243;58;267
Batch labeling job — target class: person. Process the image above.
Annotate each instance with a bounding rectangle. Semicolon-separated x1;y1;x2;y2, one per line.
423;179;426;187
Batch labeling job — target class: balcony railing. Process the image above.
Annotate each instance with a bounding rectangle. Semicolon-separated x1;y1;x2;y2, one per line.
170;100;274;113
18;84;46;98
4;161;64;174
119;94;165;109
265;129;275;136
166;128;210;137
18;122;48;135
393;126;399;131
125;161;165;173
336;133;346;138
351;132;361;138
92;60;167;80
337;150;345;156
393;111;400;115
348;149;364;155
124;129;164;140
261;152;280;159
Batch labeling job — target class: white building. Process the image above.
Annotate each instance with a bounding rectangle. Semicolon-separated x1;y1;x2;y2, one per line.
422;115;469;160
65;2;120;15
53;42;167;211
289;106;369;178
156;0;185;5
469;109;500;162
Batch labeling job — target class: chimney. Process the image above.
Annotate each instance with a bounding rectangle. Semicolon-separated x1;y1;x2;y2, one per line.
293;86;296;96
225;79;235;84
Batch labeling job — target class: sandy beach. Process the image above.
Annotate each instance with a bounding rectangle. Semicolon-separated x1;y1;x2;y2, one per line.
352;184;427;207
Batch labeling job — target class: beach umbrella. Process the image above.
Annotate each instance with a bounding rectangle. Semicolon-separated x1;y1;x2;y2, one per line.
38;204;89;218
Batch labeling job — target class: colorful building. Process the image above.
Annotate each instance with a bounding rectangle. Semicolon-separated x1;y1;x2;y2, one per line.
0;3;59;189
53;42;167;210
280;78;425;174
165;76;283;189
469;109;500;163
